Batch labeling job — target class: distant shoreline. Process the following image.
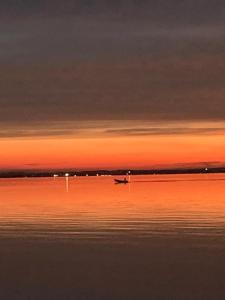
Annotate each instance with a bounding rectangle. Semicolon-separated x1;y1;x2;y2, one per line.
0;167;224;178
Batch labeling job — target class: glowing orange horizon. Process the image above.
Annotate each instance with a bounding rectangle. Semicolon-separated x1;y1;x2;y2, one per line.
0;132;224;170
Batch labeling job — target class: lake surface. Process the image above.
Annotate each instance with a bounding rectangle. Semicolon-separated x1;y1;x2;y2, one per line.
1;174;225;299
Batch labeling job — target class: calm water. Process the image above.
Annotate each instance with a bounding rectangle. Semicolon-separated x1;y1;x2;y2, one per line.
0;174;225;240
1;174;225;299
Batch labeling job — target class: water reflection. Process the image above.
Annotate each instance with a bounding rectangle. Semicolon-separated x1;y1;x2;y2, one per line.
0;174;225;241
65;176;69;192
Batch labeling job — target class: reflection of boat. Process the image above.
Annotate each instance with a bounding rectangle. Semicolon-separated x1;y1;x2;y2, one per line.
114;178;129;184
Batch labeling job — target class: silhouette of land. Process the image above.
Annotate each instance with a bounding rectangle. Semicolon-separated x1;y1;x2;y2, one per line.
0;167;224;178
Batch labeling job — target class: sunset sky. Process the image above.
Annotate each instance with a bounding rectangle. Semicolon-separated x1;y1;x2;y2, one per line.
1;1;225;170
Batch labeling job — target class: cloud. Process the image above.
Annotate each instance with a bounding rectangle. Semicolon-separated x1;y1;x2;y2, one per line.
1;1;225;25
0;121;224;139
150;161;225;170
104;127;225;137
0;53;225;126
0;1;224;131
0;129;75;138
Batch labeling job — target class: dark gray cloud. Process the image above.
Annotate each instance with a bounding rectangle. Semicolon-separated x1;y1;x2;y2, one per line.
1;1;225;25
0;56;225;125
1;15;224;64
0;1;225;133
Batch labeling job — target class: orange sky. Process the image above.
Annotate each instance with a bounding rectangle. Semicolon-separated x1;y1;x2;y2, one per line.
1;2;225;172
0;125;224;170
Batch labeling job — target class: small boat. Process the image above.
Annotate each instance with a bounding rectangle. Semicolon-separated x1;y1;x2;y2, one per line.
114;178;129;184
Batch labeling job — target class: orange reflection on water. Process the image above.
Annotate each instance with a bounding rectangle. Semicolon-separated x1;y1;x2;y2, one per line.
0;174;225;239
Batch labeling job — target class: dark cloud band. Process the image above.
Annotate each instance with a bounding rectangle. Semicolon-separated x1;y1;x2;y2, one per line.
0;0;224;133
0;121;224;139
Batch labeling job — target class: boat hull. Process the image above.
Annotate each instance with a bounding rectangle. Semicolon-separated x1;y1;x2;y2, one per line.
114;179;129;184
